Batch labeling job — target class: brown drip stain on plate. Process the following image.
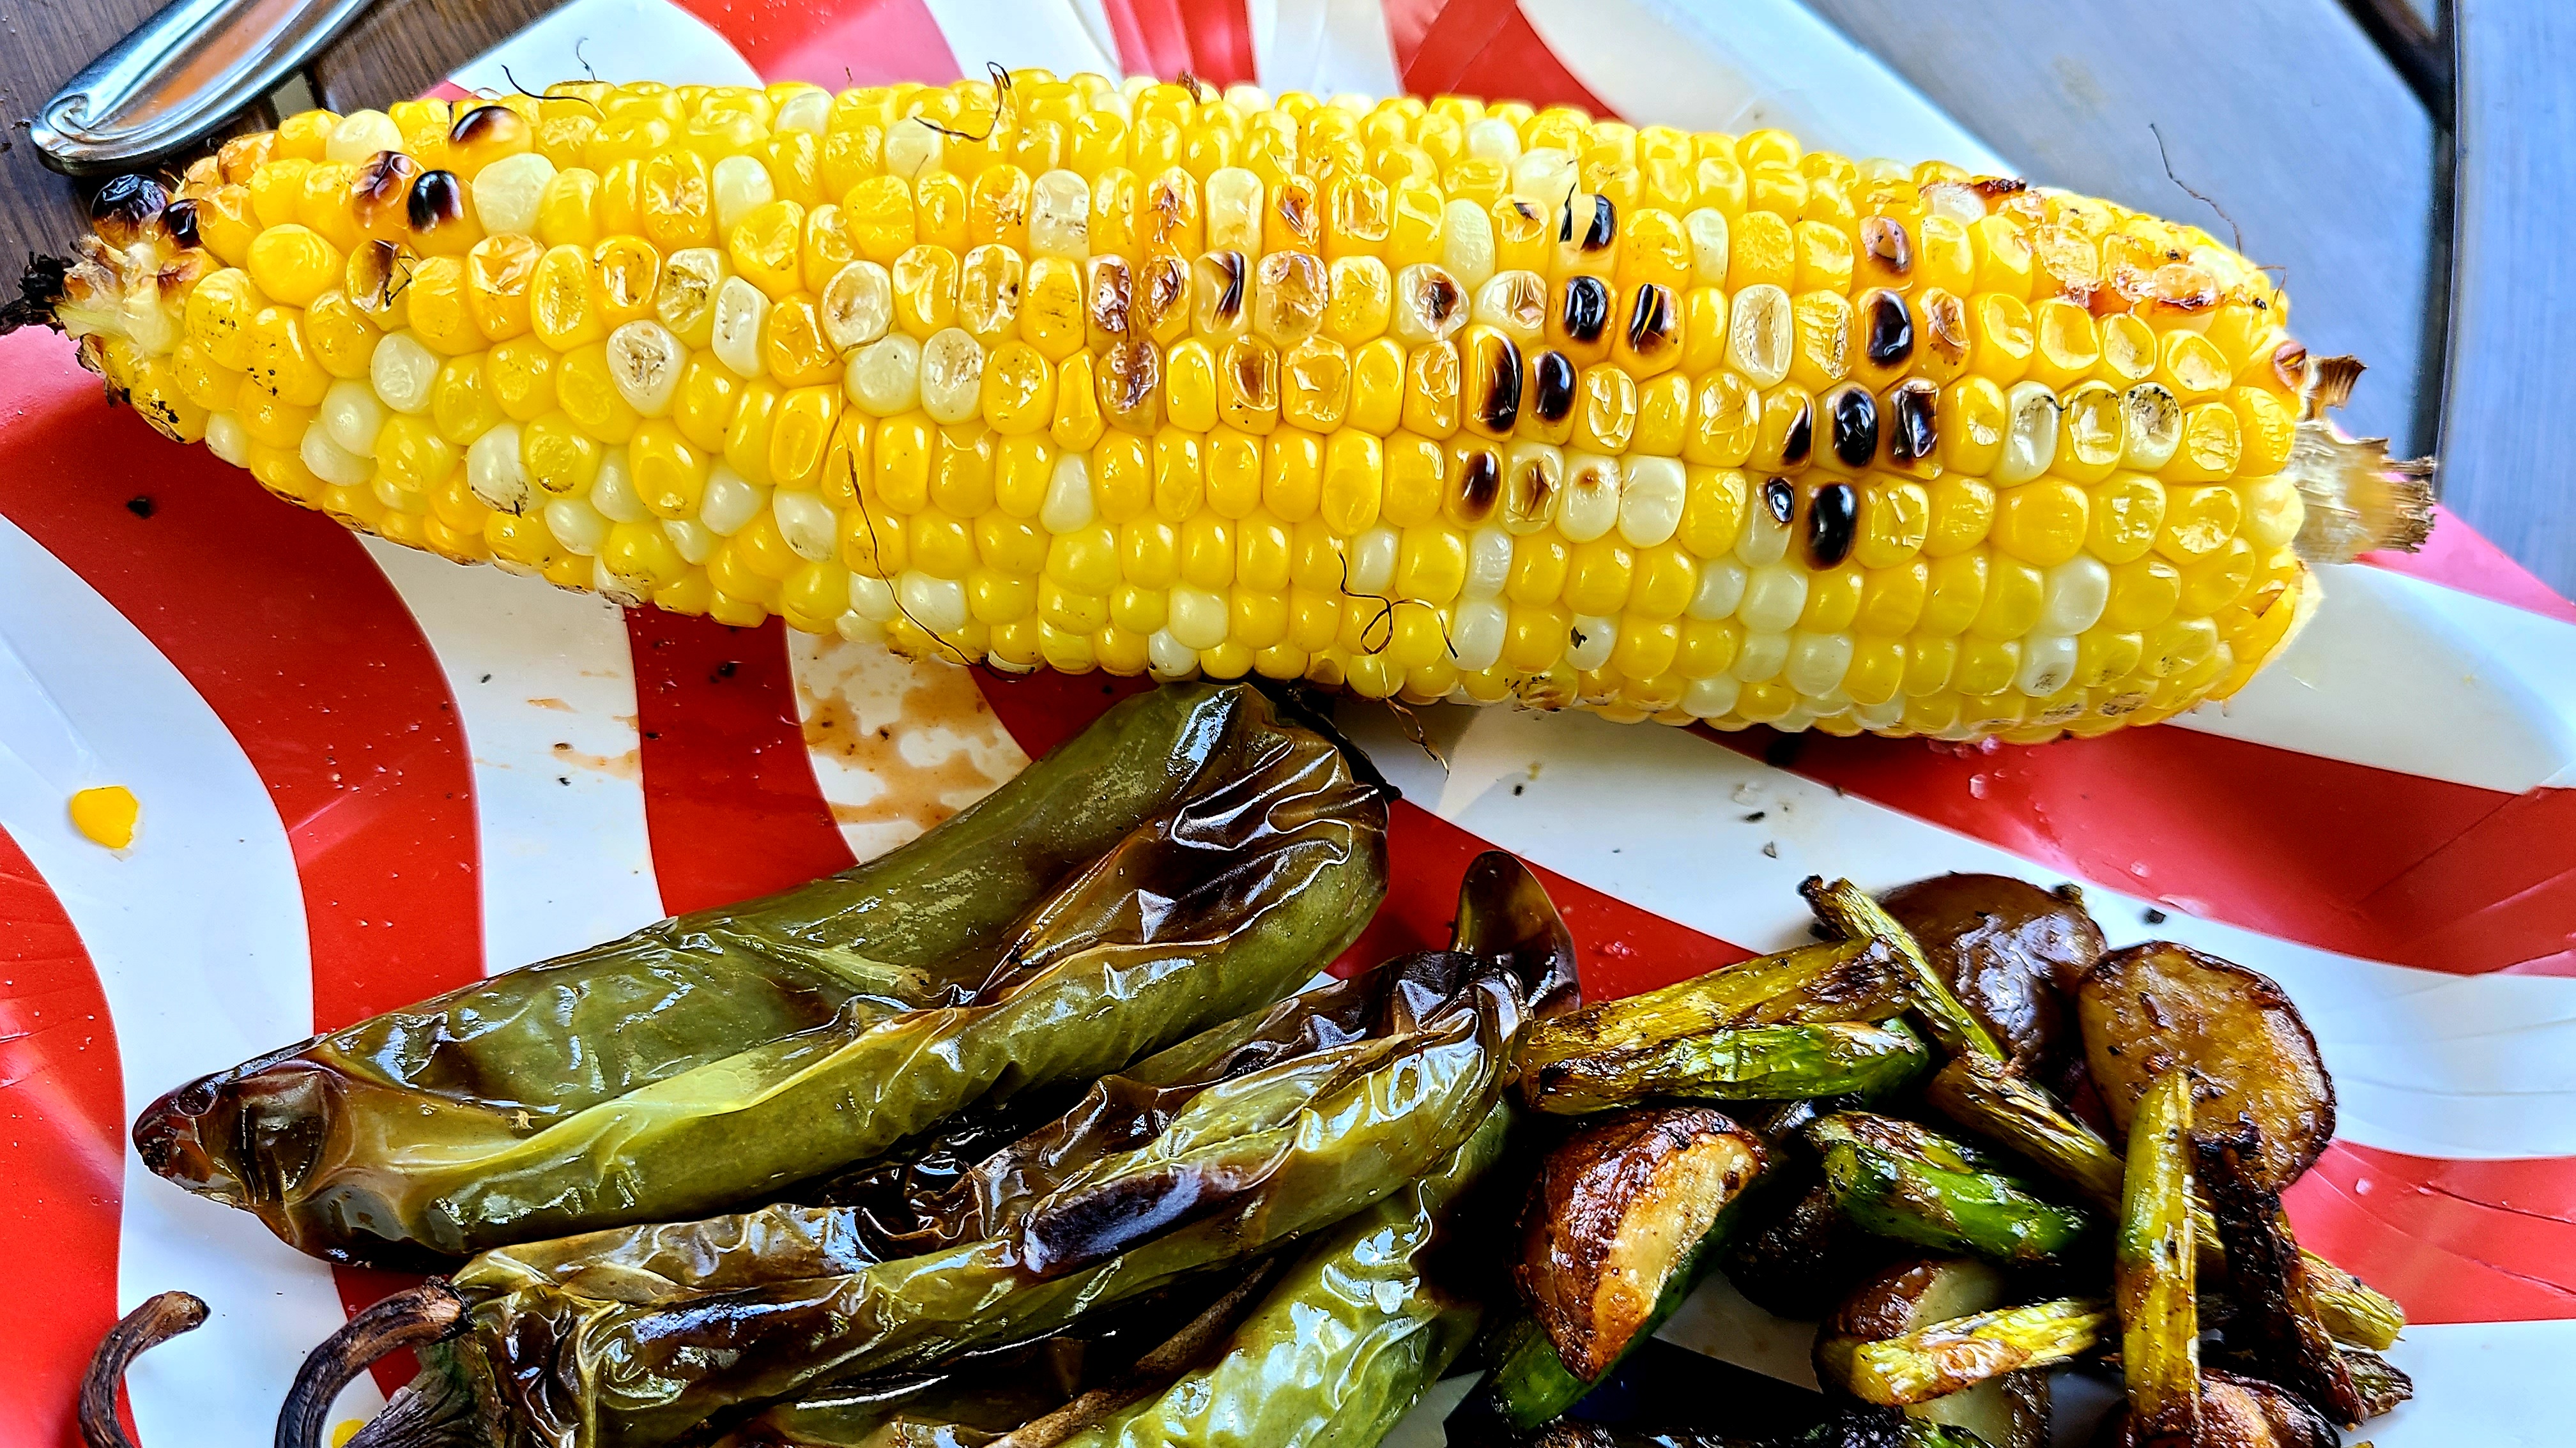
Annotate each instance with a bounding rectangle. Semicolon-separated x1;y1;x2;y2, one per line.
550;742;641;779
801;669;1013;832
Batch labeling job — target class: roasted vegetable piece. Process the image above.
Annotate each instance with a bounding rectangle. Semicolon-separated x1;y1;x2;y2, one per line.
1519;1108;1772;1380
1880;874;2104;1069
138;683;1381;1264
1455;851;1585;1018
1814;1256;2042;1447
1055;1104;1512;1448
2116;1071;2200;1447
1810;1113;2092;1264
1521;939;1909;1075
1722;1176;1897;1322
1802;878;2004;1062
307;948;1527;1448
1823;1293;2109;1406
2079;944;2334;1193
1516;1426;1763;1448
2338;1345;2416;1419
1798;1410;1994;1448
1480;1109;1773;1430
1528;1022;1931;1116
2193;1122;2365;1426
79;1292;209;1448
2097;1369;2340;1448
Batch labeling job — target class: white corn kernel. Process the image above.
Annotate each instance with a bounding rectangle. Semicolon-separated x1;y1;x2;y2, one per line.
1463;526;1513;598
2040;556;2112;634
847;333;923;415
373;478;417;511
1731;629;1790;682
1684;209;1730;286
1168;585;1229;649
896;570;968;632
1441;201;1496;291
700;464;766;535
774;86;831;133
1617;457;1685;547
1451;598;1506;671
710;276;770;377
773;490;838;561
1921;181;1985;227
1512;149;1575;204
1501;441;1562;535
1736;492;1791;565
606;321;685;416
590;448;648;522
712;155;775;236
1466;118;1522;164
320;378;385;456
657;248;730;349
1205;169;1263;253
1349;525;1399;597
1567;614;1616;671
1472;271;1547;345
465;421;530;513
1785;631;1853;696
885;123;942;179
919;328;985;424
1689;557;1748;620
472;153;556;236
1558;455;1620;543
819;261;894;351
298;423;371;487
369;330;440;413
1039;451;1094;533
2121;383;2182;471
594;555;647;606
204;410;249;466
1996;381;2060;485
326;111;403;164
1031;171;1091;259
2018;634;2078;696
848;572;901;622
1855;695;1906;730
1684;673;1741;718
1222;83;1269;112
545;496;610;555
1738;564;1807;632
664;517;716;565
1726;285;1793;390
1147;628;1199;679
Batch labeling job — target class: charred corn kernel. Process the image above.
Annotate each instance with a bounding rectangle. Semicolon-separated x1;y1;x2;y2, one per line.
61;77;2371;740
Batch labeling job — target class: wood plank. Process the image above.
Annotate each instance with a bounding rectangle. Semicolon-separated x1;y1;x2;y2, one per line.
0;0;192;264
306;0;561;112
2439;0;2576;595
1801;0;2442;460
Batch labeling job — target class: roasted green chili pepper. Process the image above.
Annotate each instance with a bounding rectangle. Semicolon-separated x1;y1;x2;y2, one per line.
297;948;1529;1448
1809;1114;2092;1265
135;683;1388;1265
1524;1021;1929;1116
1054;1104;1512;1448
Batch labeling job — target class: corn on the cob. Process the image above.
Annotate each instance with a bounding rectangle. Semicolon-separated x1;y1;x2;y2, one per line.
23;73;2434;742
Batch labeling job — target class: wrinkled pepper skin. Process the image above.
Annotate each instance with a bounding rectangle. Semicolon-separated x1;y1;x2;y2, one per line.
134;683;1387;1265
393;950;1528;1448
1057;1105;1512;1448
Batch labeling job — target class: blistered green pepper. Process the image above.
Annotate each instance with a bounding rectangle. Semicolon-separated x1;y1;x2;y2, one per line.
291;949;1529;1448
134;684;1387;1265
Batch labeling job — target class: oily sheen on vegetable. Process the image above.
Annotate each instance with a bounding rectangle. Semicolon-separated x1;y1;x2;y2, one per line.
23;71;2435;742
133;682;1388;1264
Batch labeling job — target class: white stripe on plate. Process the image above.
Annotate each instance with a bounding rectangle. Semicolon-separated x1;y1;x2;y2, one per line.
924;0;1118;77
1249;0;1406;100
447;0;760;93
0;518;379;1444
1517;0;2009;170
1337;700;2576;1161
785;635;1027;865
361;541;664;970
2177;562;2576;793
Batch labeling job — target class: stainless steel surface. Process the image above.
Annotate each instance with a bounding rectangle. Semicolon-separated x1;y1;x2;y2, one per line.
31;0;378;174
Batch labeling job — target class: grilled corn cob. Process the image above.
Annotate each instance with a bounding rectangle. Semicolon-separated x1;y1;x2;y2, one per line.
23;74;2434;742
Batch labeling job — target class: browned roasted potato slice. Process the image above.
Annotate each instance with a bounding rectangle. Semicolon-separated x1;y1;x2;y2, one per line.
1814;1258;2050;1448
2077;945;2334;1191
2096;1368;2340;1448
1882;873;2104;1069
1517;1107;1768;1381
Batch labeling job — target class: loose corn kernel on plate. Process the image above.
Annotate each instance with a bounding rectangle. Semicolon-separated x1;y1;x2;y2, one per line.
1;4;2562;1448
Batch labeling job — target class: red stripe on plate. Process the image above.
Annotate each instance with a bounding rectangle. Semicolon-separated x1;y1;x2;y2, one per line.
974;670;1154;760
2290;1139;2576;1325
1098;0;1260;88
0;335;486;1393
670;0;962;88
1712;724;2576;977
0;827;126;1448
1382;0;1617;116
2367;505;2576;628
630;613;854;913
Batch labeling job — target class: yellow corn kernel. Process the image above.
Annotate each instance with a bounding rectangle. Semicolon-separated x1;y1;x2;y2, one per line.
244;224;341;307
556;341;640;443
431;354;500;444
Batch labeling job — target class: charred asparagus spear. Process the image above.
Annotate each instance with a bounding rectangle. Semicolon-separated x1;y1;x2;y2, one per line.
1809;1113;2093;1265
2116;1069;2200;1446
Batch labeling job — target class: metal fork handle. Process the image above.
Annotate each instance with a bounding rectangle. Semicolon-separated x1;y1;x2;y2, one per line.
32;0;379;176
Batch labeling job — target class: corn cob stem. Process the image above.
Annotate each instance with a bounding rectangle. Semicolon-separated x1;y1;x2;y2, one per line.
17;72;2434;742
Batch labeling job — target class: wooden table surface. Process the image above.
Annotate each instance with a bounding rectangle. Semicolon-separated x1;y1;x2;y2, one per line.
1;0;2564;593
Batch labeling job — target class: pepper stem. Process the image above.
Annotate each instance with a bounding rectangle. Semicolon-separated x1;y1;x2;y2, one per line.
989;1256;1283;1448
277;1282;466;1448
80;1291;210;1448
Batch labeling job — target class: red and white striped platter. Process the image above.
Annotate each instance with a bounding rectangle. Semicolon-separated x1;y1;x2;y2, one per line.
4;2;2570;1444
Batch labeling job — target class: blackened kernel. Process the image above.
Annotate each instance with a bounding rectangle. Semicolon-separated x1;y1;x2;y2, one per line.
1581;194;1616;252
1531;350;1577;422
1805;481;1860;568
89;174;169;243
162;199;201;249
406;169;470;231
1863;290;1913;370
1827;384;1879;468
1885;378;1938;466
1763;476;1796;526
1780;399;1813;468
1457;449;1502;522
1560;275;1609;344
449;103;517;144
1624;284;1676;358
1477;335;1524;432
